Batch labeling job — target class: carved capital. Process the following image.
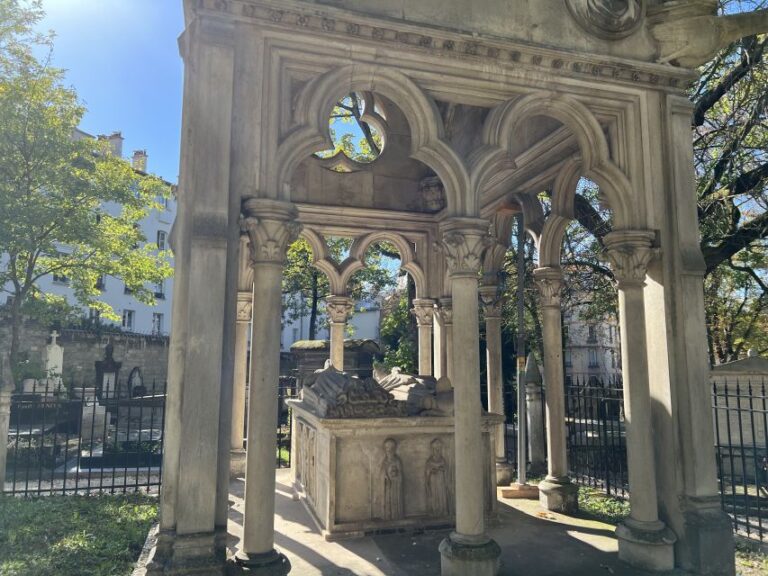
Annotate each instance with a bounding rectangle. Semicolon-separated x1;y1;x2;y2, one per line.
325;295;353;324
236;291;253;323
242;199;301;265
411;298;435;327
479;285;503;319
439;218;493;278
603;230;656;288
436;298;453;326
533;267;564;308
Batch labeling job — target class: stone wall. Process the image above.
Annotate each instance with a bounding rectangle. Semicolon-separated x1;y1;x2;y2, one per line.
0;312;169;387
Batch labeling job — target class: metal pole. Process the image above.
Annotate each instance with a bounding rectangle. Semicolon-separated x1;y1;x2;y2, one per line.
516;213;527;485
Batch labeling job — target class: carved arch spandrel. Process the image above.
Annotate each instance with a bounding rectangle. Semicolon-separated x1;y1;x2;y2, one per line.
472;91;637;230
273;64;474;216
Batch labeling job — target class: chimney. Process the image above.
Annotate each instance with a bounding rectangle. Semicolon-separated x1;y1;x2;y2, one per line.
132;150;148;172
106;132;123;157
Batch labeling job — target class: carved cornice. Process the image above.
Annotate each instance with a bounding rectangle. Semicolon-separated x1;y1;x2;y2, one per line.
325;295;354;324
439;218;493;278
237;291;253;323
193;0;695;90
533;267;565;308
411;298;436;327
603;230;656;288
479;285;503;319
242;198;301;265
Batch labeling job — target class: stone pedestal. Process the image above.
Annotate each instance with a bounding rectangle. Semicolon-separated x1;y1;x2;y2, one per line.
525;355;547;477
325;296;353;371
231;549;290;576
538;477;579;513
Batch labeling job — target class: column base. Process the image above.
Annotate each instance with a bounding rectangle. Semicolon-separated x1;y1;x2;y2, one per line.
495;461;513;485
145;530;224;575
229;549;291;576
677;496;735;575
230;448;246;478
616;519;677;572
538;476;579;514
439;532;501;576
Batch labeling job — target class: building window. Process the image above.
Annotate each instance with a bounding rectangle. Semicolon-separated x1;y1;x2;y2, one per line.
564;349;572;367
122;309;135;330
95;275;106;290
610;350;616;368
587;324;597;343
52;270;69;284
156;230;167;250
292;327;299;342
608;326;614;343
124;284;133;295
154;281;165;299
89;308;101;322
588;348;598;368
152;313;164;334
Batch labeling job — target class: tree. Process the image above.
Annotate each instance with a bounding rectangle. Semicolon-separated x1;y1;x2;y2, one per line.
0;1;172;384
542;0;768;364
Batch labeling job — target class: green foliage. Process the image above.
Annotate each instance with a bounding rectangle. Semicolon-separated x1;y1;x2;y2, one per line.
379;293;417;373
0;1;173;379
316;93;383;166
576;487;630;525
0;493;157;576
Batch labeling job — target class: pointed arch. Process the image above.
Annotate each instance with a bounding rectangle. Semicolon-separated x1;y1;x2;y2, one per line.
274;64;473;216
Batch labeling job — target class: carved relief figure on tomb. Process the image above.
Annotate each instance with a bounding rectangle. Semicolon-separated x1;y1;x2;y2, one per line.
425;438;450;517
566;0;644;38
379;438;404;520
306;428;316;501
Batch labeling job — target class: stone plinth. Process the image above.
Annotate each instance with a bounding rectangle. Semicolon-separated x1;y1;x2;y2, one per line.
288;368;500;540
290;407;500;540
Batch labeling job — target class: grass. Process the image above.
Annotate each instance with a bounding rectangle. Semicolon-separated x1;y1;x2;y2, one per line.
0;493;158;576
576;486;768;575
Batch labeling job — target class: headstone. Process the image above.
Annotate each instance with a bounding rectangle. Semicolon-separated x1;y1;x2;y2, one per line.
95;342;121;401
42;331;64;395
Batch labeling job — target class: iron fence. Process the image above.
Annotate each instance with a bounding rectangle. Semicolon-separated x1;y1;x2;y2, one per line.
713;379;768;542
565;374;628;498
4;379;165;496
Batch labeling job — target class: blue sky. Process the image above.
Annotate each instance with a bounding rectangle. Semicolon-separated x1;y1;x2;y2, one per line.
39;1;185;184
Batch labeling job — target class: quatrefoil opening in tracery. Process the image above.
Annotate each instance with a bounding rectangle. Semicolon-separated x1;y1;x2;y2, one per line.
314;92;387;173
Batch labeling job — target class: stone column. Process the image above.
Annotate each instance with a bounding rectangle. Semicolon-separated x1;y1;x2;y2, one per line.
534;266;578;513
438;218;501;576
411;298;435;376
605;231;676;572
479;285;512;485
325;296;353;371
438;298;454;383
524;353;547;477
433;302;446;380
230;291;251;473
234;199;300;576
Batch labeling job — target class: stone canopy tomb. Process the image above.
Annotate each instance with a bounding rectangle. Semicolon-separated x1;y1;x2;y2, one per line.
149;1;768;575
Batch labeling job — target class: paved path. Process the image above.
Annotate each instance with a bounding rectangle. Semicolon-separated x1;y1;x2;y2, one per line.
226;470;685;576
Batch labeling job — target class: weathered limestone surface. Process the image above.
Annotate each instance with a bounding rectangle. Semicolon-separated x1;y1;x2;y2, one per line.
159;0;749;574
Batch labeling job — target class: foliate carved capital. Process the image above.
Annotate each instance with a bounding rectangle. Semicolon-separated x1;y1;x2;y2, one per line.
411;298;435;327
603;230;656;288
479;285;503;319
436;298;453;326
236;291;253;323
242;198;301;266
533;267;564;308
325;296;353;324
439;218;493;278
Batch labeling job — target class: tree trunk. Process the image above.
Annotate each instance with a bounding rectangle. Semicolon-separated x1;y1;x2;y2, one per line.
8;299;22;391
309;270;319;340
